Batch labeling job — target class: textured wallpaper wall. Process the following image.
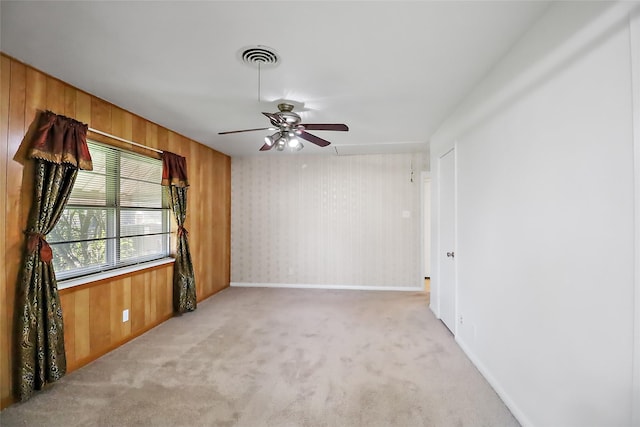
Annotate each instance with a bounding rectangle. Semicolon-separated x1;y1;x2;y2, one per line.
231;153;426;289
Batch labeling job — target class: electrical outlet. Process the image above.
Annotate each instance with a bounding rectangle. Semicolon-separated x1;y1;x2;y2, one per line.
459;315;464;324
122;309;129;323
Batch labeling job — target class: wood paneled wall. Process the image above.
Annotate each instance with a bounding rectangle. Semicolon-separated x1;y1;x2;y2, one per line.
0;54;231;409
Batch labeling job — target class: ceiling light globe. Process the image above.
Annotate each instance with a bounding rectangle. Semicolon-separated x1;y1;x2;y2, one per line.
264;131;280;147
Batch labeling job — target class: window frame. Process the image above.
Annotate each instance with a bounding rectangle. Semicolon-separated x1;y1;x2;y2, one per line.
51;140;173;286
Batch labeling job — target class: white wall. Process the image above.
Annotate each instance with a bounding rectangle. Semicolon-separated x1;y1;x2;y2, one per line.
430;2;639;427
231;153;425;289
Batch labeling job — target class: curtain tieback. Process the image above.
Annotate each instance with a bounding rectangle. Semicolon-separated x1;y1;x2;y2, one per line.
26;232;53;263
177;226;188;237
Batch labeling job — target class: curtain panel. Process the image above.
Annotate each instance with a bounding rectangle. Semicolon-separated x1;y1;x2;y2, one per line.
161;152;197;313
16;111;92;401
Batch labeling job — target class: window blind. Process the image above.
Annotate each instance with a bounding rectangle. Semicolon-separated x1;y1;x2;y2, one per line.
49;141;170;280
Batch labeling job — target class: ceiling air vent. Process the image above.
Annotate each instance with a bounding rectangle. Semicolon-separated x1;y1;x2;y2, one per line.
239;45;280;68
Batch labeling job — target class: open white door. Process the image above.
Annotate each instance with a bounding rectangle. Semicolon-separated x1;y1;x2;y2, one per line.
438;149;456;333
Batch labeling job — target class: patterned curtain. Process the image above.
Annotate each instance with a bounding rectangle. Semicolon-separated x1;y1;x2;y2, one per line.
161;152;197;313
16;111;93;401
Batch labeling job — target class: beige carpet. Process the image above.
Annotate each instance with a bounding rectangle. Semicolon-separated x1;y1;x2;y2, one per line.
1;287;518;427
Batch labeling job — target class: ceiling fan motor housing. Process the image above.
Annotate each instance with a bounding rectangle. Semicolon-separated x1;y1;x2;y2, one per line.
274;103;302;129
279;112;301;126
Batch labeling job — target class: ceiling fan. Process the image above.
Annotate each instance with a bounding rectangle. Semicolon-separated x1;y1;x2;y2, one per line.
218;103;349;151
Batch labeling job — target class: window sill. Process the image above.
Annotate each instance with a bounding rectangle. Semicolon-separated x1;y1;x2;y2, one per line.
57;258;175;291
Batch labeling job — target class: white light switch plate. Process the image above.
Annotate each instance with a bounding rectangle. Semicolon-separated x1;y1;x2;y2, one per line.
122;309;129;323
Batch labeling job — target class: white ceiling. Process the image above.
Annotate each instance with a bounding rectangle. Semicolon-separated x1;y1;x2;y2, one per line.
1;1;549;157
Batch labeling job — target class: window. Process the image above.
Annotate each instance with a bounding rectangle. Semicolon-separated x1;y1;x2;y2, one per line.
49;141;170;281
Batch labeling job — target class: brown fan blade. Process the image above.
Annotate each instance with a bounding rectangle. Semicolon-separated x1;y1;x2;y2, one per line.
218;127;272;135
300;124;349;132
259;142;275;151
298;131;331;147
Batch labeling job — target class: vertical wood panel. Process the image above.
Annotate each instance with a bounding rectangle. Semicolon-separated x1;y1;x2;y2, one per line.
145;122;158;150
0;55;10;264
131;274;146;334
120;110;133;141
59;293;76;364
143;277;151;326
75;91;91;125
211;152;229;295
0;55;12;405
89;285;111;353
155;269;167;318
167;131;179;154
122;277;132;337
211;155;219;294
204;148;214;296
212;154;230;294
110;107;126;141
3;60;27;404
208;151;218;296
190;141;201;297
64;85;76;118
204;145;215;296
45;76;65;113
109;279;125;345
73;288;91;361
157;127;168;151
132;115;146;145
224;156;231;287
146;270;156;325
25;68;45;126
165;266;174;315
90;97;111;133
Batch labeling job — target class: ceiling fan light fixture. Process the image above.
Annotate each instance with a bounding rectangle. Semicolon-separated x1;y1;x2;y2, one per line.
264;132;280;147
291;140;304;151
275;137;287;151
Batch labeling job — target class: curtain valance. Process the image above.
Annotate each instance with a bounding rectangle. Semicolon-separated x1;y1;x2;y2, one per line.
29;110;93;171
161;151;189;187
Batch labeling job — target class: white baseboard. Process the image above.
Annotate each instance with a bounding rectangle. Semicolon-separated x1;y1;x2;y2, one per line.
456;337;534;427
230;282;424;292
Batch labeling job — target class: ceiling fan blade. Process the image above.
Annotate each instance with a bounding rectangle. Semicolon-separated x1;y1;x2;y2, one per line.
259;142;275;151
218;127;272;135
298;131;331;147
300;124;349;132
